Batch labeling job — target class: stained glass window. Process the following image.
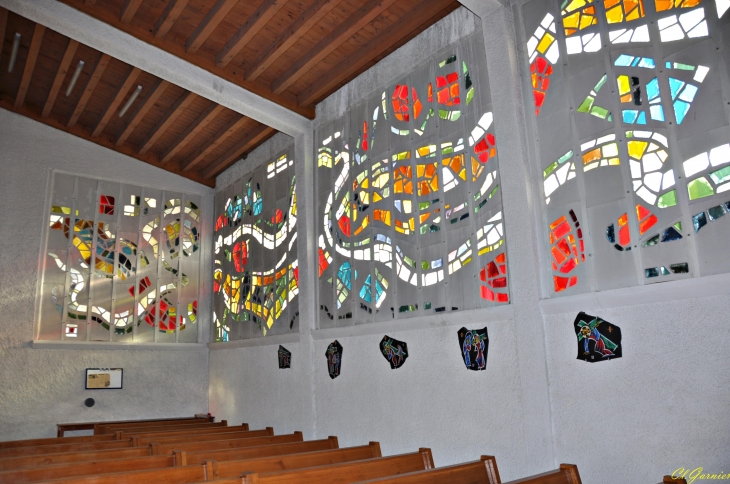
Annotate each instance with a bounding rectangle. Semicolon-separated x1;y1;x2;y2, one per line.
520;0;730;292
212;151;298;341
316;32;509;327
39;173;202;342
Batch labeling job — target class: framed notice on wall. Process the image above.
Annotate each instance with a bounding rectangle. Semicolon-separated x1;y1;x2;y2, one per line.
85;368;123;390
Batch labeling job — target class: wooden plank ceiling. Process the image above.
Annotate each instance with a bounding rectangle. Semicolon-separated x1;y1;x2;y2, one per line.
0;1;460;187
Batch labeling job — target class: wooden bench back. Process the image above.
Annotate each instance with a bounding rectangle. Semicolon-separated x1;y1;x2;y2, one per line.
663;477;687;484
215;443;382;479
241;448;434;484
96;418;213;434
0;455;176;484
136;428;272;447
502;464;582;484
153;433;304;456
0;439;134;458
184;437;339;466
0;447;151;471
355;456;501;484
32;461;218;484
0;434;116;450
98;421;224;435
119;423;247;440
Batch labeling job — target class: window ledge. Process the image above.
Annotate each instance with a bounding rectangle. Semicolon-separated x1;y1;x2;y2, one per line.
311;304;515;340
32;341;208;351
208;332;299;350
539;272;730;315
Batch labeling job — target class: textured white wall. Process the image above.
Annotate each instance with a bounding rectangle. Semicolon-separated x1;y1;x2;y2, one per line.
207;5;730;484
0;108;211;440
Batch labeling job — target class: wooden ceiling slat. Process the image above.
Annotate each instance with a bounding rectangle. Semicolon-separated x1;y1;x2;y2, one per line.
116;78;170;146
42;39;79;117
181;115;249;171
160;102;225;164
270;0;399;95
120;0;144;24
14;23;46;108
85;0;96;5
138;90;197;154
298;0;457;107
91;66;141;137
154;0;190;39
201;124;276;179
245;0;343;82
216;0;287;68
185;0;238;54
0;9;8;53
68;53;110;128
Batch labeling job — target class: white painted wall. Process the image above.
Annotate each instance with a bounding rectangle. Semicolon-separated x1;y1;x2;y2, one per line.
210;4;730;483
0;109;211;440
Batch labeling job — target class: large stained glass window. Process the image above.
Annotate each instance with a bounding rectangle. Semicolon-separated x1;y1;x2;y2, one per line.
212;150;298;341
520;0;730;295
39;173;202;343
316;31;509;328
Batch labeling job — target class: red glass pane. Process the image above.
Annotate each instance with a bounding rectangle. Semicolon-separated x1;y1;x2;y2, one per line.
639;214;657;235
338;216;351;237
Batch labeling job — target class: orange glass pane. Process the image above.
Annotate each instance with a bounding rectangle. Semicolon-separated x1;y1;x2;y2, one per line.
582;148;601;164
550;215;568;230
618;213;628;226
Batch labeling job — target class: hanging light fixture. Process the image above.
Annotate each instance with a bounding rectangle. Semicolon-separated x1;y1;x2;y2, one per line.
8;33;21;73
65;60;85;97
118;85;142;117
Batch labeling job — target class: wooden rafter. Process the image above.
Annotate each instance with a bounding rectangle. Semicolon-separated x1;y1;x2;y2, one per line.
160;103;224;164
42;39;79;117
201;125;276;179
116;78;170;146
154;0;190;38
120;0;144;24
138;91;197;154
216;0;287;68
14;23;46;108
185;0;238;53
92;66;141;137
0;9;8;56
245;0;342;82
68;53;110;128
181;115;249;171
270;0;399;95
298;0;458;107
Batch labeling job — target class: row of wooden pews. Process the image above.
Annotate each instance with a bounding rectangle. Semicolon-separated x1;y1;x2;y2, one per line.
0;417;686;483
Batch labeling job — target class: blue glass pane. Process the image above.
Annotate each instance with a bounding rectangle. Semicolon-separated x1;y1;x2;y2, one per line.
646;78;660;100
674;100;690;124
637;112;647;124
615;55;633;67
678;84;698;102
650;105;665;121
622;110;639;123
668;78;685;99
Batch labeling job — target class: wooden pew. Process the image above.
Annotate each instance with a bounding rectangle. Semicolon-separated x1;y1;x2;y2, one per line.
152;433;304;455
662;477;687;484
0;438;340;481
95;418;214;435
502;464;582;484
0;434;117;450
97;420;223;435
354;456;501;483
31;444;382;484
137;428;273;448
57;416;210;437
0;447;152;471
0;439;135;458
119;423;247;442
239;449;434;484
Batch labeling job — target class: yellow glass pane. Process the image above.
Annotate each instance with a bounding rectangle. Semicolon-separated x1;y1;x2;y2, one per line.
582;148;601;164
471;156;480;174
373;192;382;202
605;4;624;23
579;14;597;29
563;0;589;13
655;0;672;8
605;0;622;7
536;32;555;54
608;158;621;165
458;168;467;181
628;140;648;159
361;179;369;189
417;164;425;177
563;11;581;29
617;75;631;95
430;176;439;191
625;0;644;21
409;218;415;231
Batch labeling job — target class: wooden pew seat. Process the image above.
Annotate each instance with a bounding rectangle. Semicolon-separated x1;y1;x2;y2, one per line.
355;456;501;484
0;447;152;471
152;433;304;455
0;434;116;450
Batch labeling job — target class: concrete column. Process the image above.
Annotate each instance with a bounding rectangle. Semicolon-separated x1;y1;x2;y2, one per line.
459;0;556;472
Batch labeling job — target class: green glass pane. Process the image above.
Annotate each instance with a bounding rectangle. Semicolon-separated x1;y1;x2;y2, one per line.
577;96;595;113
594;74;608;91
558;151;574;164
591;106;610;119
709;166;730;184
544;161;559;178
673;221;682;231
466;87;475;105
687;177;715;201
657;190;678;208
419;201;430;210
489;185;499;199
421;261;429;270
424;301;432;310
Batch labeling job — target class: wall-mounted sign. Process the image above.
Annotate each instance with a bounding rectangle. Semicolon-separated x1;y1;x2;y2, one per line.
85;368;123;390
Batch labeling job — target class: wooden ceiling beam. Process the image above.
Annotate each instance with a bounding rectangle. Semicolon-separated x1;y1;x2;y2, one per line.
185;0;238;53
68;53;110;128
91;66;141;137
116;78;170;146
0;9;8;55
298;0;458;107
160;102;225;164
42;39;79;117
120;0;144;24
154;0;190;38
181;115;249;171
138;90;197;154
270;0;398;95
245;0;342;82
14;23;46;108
201;125;276;179
216;0;287;68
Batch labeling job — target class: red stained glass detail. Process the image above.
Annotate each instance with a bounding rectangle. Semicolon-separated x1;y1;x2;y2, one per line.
481;285;494;301
271;209;283;225
318;248;329;277
639;214;658;235
618;225;630;246
568;276;578;288
392;84;411;122
497;293;509;303
427;83;433;103
436;76;447;88
293;267;299;283
480;254;509;302
487;261;499;278
413;88;422;119
552;245;568;265
554;276;569;292
560;258;577;274
554;222;572;243
549;212;585;292
479;267;487;282
233;241;247;272
338;216;351;236
636;204;652;220
491;277;507;288
530;56;553;116
215;214;228;231
128;276;152;297
99;195;115;215
495;253;506;264
362;122;368;151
